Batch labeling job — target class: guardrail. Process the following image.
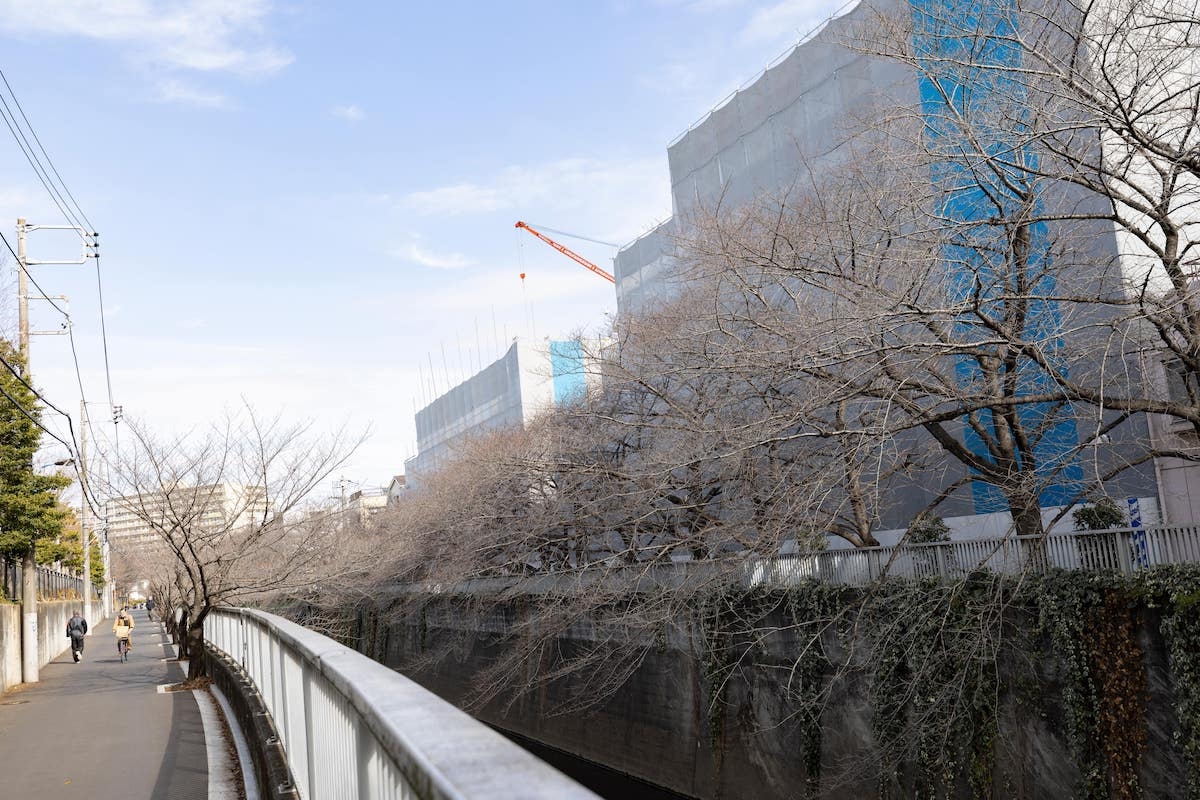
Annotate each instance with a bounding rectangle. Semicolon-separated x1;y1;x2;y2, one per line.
747;525;1200;587
205;607;598;800
421;525;1200;599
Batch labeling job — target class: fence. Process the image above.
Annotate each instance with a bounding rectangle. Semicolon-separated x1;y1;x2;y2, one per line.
0;557;88;601
747;525;1200;588
205;607;598;800
427;525;1200;599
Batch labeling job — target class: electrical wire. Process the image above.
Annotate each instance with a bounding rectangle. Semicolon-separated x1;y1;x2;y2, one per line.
0;95;83;234
92;251;117;449
0;229;70;318
0;348;105;514
0;360;106;516
0;69;94;232
0;70;117;459
0;72;118;462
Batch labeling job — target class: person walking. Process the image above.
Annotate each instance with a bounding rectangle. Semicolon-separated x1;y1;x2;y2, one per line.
112;607;135;659
66;610;88;662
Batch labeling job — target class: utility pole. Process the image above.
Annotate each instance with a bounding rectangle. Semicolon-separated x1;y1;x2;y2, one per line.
14;219;98;682
80;400;92;626
16;218;28;365
16;218;38;683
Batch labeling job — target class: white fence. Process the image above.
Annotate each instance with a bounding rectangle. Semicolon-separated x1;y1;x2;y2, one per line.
205;607;598;800
747;526;1200;588
430;526;1200;599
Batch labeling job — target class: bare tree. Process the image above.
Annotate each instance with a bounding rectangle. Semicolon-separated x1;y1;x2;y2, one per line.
104;407;364;679
843;0;1200;444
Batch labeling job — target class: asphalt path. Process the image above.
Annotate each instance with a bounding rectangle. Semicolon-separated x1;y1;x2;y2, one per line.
0;607;209;799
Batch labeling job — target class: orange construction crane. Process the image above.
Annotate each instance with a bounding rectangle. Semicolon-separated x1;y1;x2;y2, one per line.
515;220;616;284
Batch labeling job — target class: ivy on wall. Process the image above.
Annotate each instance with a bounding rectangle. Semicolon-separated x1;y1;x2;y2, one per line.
700;566;1199;799
322;564;1200;799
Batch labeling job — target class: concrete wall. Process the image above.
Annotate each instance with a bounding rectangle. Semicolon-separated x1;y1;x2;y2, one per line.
0;604;19;696
356;592;1190;799
38;600;77;668
0;600;82;698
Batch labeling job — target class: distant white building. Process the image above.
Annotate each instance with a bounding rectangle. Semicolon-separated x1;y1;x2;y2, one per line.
346;489;387;527
107;483;268;554
405;337;599;489
386;475;407;507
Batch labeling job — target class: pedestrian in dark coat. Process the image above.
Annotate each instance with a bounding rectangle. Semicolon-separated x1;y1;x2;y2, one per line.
66;611;88;662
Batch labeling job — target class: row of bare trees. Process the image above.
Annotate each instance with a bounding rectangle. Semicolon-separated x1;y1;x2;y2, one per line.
95;6;1198;786
374;0;1197;590
341;0;1200;747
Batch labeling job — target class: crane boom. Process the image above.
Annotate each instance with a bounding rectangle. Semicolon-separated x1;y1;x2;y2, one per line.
515;220;616;284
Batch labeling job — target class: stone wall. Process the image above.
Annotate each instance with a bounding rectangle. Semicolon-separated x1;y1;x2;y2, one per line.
343;583;1194;800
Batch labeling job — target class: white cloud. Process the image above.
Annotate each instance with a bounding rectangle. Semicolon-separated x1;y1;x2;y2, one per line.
395;243;474;270
0;0;293;77
331;104;365;122
401;156;671;243
403;182;508;216
156;78;229;109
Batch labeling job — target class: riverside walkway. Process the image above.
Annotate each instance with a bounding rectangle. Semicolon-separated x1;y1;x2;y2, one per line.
0;608;230;799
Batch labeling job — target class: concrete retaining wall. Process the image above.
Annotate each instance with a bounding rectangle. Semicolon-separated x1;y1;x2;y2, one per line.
0;604;19;696
38;600;76;667
358;591;1191;799
0;600;85;697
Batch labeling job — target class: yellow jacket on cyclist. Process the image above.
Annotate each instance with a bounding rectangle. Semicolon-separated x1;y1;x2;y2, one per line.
112;610;134;640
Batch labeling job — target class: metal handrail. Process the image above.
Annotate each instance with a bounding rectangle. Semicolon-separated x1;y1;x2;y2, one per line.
205;607;598;800
398;525;1200;599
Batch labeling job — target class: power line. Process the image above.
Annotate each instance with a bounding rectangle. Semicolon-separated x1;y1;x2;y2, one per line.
0;229;70;318
0;96;83;234
0;234;107;515
92;250;116;449
0;345;71;422
0;71;117;453
0;69;94;232
0;353;102;518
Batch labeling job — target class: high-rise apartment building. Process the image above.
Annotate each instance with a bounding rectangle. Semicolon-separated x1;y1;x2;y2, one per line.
107;483;269;554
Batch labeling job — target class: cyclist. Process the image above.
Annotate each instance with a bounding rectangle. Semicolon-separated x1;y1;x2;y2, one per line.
112;607;135;660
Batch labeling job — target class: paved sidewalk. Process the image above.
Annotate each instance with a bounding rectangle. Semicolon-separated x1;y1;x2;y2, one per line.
0;608;209;799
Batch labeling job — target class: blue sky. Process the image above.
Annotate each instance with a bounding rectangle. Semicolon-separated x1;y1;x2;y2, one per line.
0;0;850;493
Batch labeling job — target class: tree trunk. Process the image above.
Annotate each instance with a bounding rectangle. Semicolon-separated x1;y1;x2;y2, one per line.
174;607;190;660
186;622;206;681
1011;500;1044;538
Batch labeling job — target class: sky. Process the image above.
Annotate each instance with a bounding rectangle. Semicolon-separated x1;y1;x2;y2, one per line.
0;0;850;498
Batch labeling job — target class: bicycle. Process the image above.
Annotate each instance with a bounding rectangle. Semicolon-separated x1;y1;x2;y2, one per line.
117;635;131;662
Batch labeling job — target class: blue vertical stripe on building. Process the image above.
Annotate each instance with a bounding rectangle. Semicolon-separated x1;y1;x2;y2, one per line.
910;0;1083;512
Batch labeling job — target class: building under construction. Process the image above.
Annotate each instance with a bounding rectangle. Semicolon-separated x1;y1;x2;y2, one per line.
612;0;1178;532
404;338;596;490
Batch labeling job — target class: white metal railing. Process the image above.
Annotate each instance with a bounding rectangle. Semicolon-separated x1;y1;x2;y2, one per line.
746;525;1200;588
205;608;598;800
420;525;1200;598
